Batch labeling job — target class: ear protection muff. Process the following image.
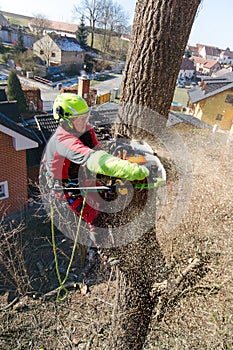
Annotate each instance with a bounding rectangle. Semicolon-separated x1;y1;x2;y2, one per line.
56;106;64;118
56;105;74;129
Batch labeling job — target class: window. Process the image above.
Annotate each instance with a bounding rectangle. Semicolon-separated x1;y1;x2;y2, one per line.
216;114;223;121
51;52;56;57
225;94;233;104
40;50;44;55
0;181;9;200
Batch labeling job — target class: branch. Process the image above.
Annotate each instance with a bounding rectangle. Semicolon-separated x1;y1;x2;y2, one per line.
150;257;212;322
150;257;206;297
0;297;19;312
40;282;79;300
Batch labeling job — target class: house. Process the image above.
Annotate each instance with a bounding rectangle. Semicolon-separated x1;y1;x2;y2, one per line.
33;34;84;70
167;111;212;129
198;44;222;61
178;58;196;80
0;12;35;48
0;85;44;120
187;72;233;133
191;56;221;76
0;28;35;48
120;34;131;42
186;45;199;57
219;49;233;65
0;112;38;216
187;44;233;65
0;13;10;28
28;18;78;38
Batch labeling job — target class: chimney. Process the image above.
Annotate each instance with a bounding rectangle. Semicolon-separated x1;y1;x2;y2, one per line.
78;77;90;105
202;83;207;91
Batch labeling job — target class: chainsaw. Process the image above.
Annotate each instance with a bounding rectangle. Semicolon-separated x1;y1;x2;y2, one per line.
52;139;166;198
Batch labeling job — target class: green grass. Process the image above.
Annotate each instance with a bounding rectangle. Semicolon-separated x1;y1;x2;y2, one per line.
0;45;14;64
173;87;189;108
5;16;29;27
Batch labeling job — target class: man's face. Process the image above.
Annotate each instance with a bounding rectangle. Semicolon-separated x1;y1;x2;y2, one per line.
71;113;89;133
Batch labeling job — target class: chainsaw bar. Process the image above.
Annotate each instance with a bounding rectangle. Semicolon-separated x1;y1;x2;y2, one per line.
52;178;164;192
52;186;111;192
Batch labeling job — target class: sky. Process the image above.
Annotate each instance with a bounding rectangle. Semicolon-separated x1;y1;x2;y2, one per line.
1;0;233;50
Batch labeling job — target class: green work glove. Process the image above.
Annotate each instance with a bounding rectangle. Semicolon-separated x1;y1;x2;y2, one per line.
86;150;150;181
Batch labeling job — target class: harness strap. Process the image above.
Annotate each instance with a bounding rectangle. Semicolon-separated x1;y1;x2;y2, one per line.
50;193;87;302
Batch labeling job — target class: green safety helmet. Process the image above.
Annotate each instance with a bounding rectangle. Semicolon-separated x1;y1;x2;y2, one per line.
53;93;89;122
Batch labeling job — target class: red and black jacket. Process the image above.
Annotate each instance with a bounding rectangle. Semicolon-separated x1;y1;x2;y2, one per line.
44;123;100;180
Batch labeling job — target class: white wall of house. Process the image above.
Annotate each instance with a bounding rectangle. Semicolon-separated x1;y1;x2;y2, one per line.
33;36;59;66
33;35;84;67
179;69;195;79
219;54;233;65
0;125;38;151
44;29;76;38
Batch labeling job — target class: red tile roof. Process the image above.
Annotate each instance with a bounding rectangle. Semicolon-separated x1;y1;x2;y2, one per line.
191;56;219;69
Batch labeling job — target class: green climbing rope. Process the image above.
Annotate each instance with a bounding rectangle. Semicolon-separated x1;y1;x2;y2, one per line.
50;194;87;302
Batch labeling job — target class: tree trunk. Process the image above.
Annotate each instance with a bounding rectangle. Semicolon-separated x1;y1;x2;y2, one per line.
109;1;202;349
90;20;96;48
102;23;107;51
109;228;168;350
120;0;202;116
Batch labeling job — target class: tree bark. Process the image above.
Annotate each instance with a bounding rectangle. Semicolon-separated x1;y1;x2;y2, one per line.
109;228;168;350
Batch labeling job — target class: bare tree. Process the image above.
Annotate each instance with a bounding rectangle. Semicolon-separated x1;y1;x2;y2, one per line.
107;1;204;349
97;0;112;51
31;13;50;39
98;0;129;51
73;0;102;48
107;2;129;48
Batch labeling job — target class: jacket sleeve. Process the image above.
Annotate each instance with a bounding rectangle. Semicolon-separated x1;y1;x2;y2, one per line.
86;150;150;181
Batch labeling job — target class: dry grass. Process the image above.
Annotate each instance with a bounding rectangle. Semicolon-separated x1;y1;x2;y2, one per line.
148;126;233;349
0;213;31;296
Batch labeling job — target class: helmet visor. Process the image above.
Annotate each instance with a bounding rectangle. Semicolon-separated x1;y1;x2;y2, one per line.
70;112;90;132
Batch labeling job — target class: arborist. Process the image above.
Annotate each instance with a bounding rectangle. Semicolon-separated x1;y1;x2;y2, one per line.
41;93;150;247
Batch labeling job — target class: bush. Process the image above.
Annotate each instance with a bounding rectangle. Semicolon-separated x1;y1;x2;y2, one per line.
7;69;27;113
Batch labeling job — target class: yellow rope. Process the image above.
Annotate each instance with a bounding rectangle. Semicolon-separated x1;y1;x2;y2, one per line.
50;194;87;302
